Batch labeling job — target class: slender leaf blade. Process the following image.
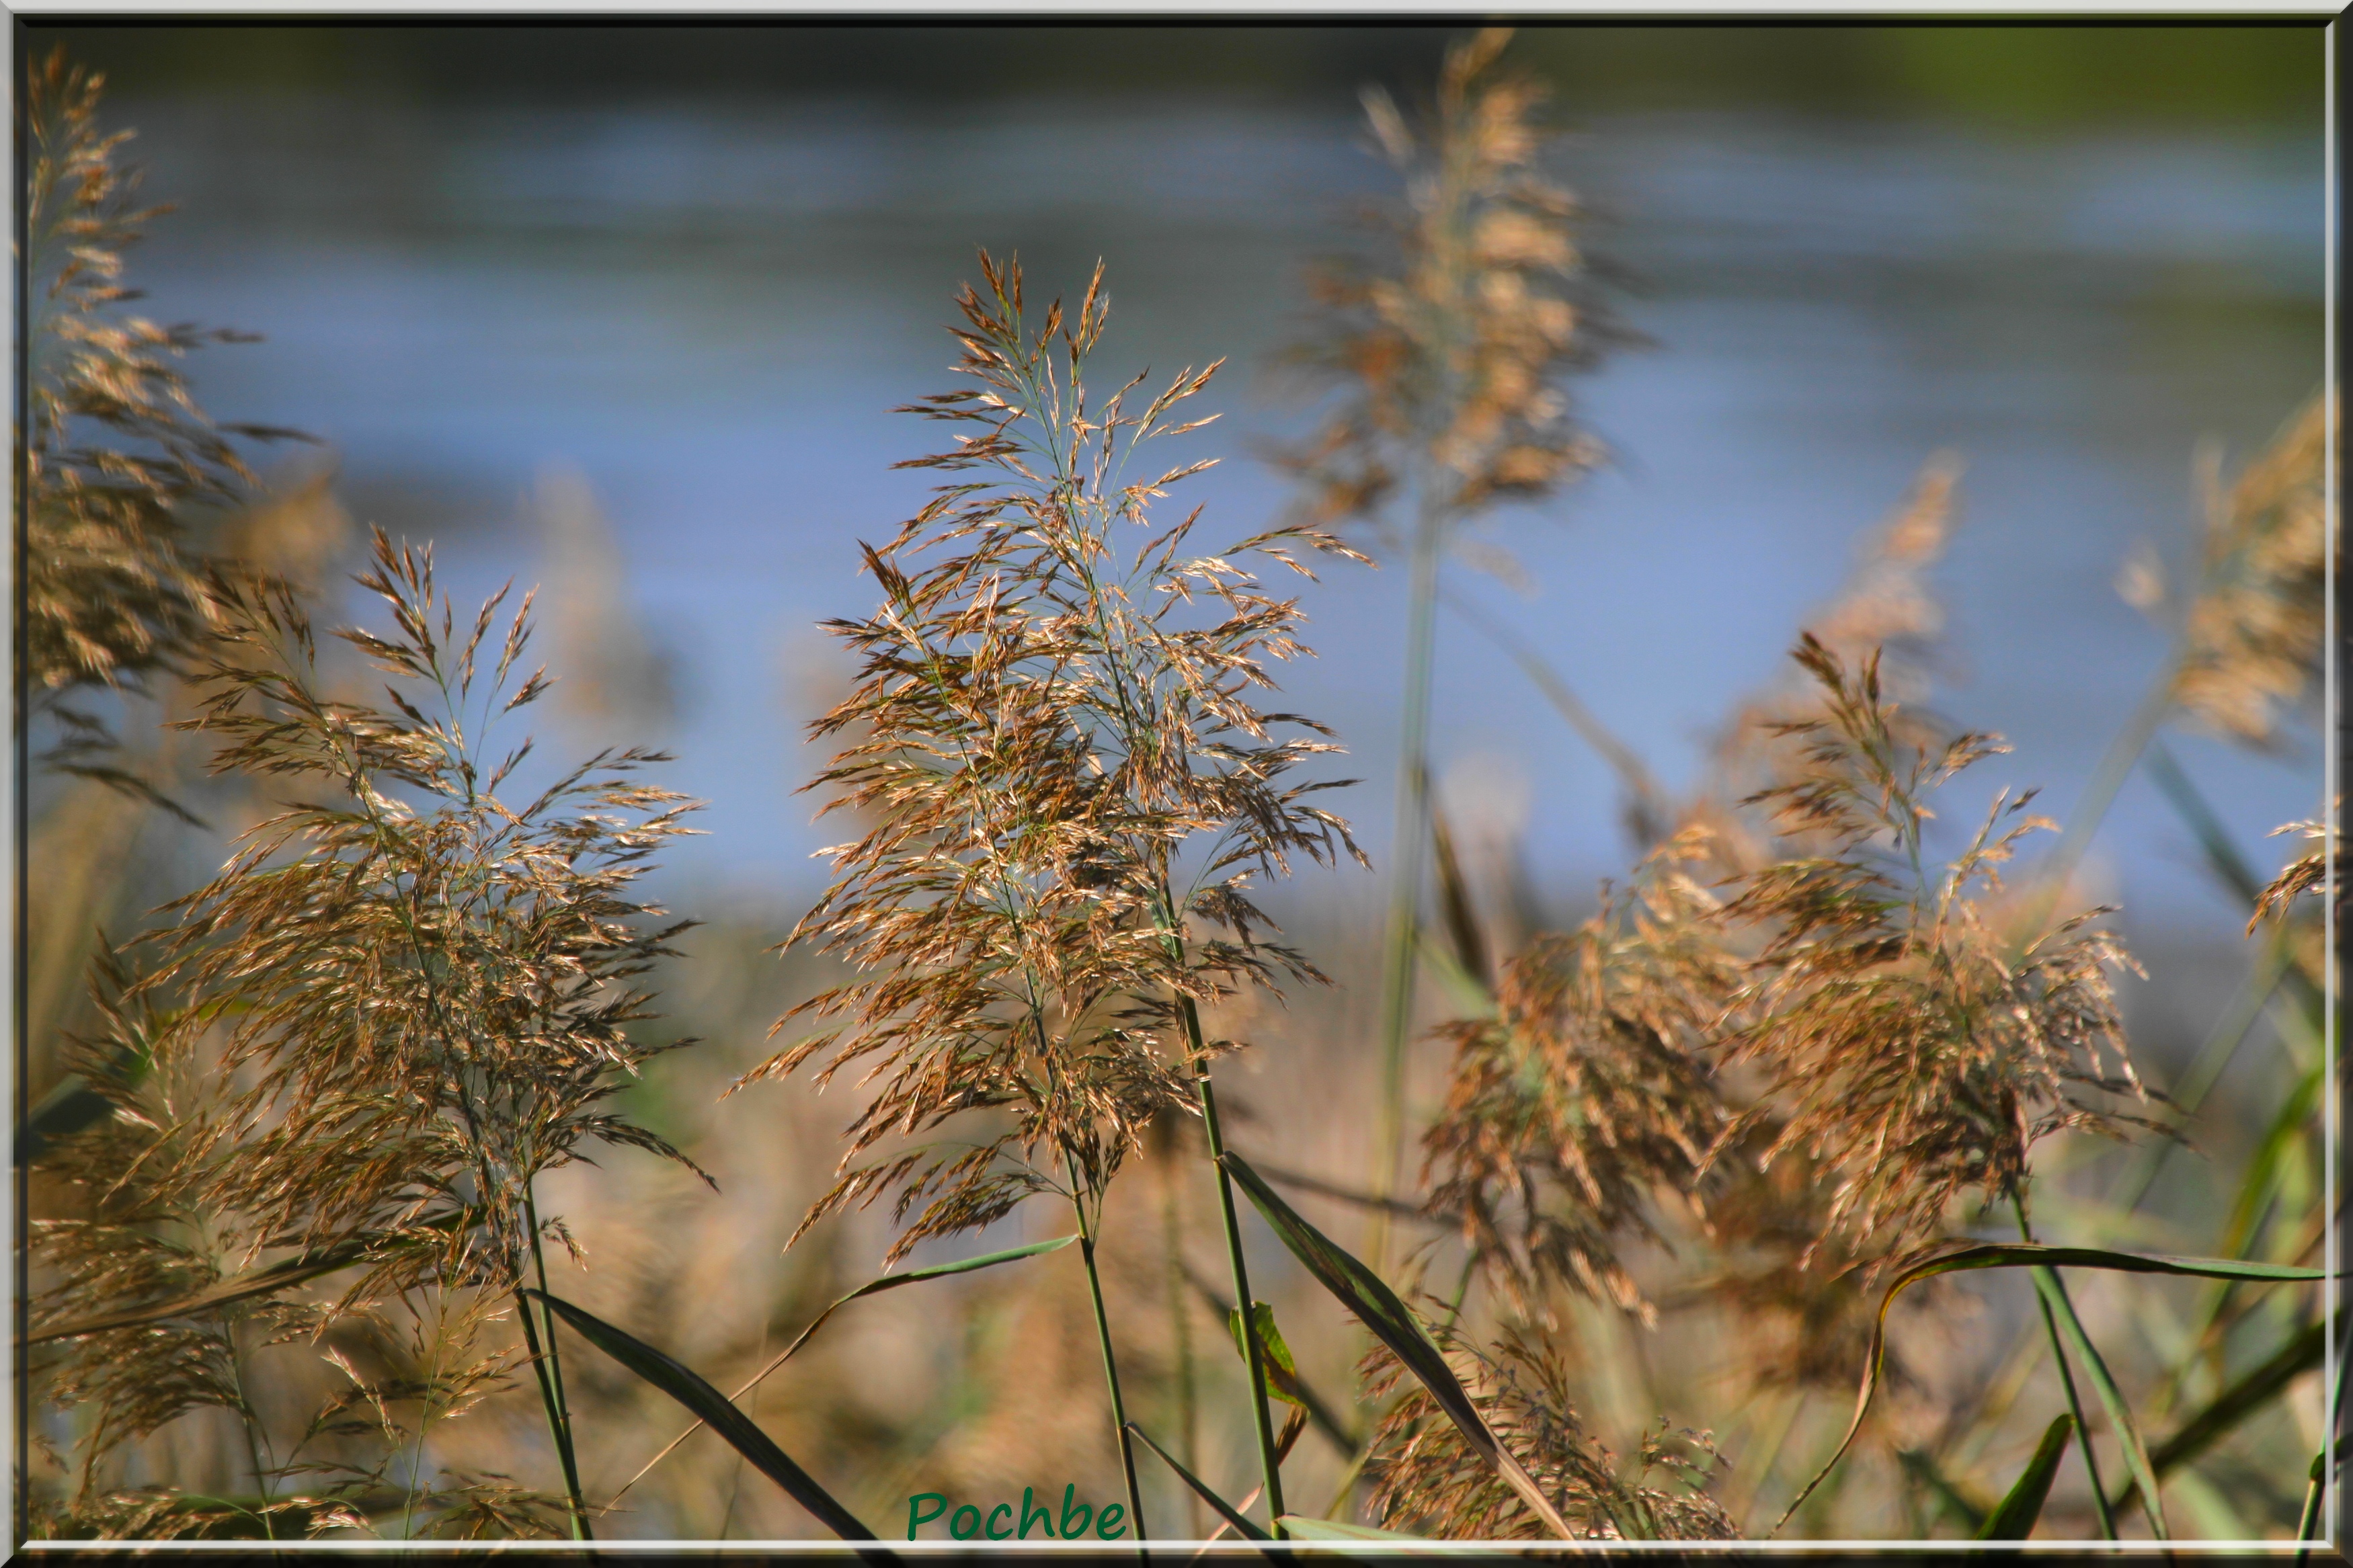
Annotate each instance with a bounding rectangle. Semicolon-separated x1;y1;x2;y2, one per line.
2110;1317;2325;1518
1975;1415;2073;1539
2028;1265;2165;1538
1228;1301;1306;1410
1218;1150;1577;1540
1775;1242;2323;1534
1124;1421;1269;1541
606;1233;1078;1506
526;1288;877;1542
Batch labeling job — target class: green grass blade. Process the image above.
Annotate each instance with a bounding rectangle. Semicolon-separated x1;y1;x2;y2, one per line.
1973;1414;2073;1538
1219;1150;1577;1540
1276;1514;1433;1542
1775;1243;2323;1534
1186;1264;1360;1456
2028;1264;2159;1536
1123;1421;1269;1541
606;1233;1077;1507
2110;1317;2325;1519
525;1288;877;1542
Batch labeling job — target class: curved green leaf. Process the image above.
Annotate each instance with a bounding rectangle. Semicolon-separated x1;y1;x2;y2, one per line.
1124;1421;1269;1542
608;1233;1077;1505
1975;1414;2073;1539
1776;1243;2324;1534
524;1288;877;1543
1218;1150;1576;1540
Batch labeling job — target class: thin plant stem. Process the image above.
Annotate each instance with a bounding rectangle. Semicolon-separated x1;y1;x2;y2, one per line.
2024;650;2182;940
2011;1195;2117;1540
1150;884;1287;1541
1156;1131;1201;1538
1371;501;1444;1270
716;1305;770;1539
401;1289;451;1541
223;1319;276;1541
1068;1153;1148;1542
1184;1008;1287;1538
511;1280;590;1542
522;1189;589;1540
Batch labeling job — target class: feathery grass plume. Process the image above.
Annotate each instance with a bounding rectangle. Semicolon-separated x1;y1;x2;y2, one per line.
752;252;1362;1532
1714;635;2148;1269
752;251;1359;1253
30;950;297;1514
2157;396;2330;751
1283;26;1614;544
1420;835;1732;1324
22;49;303;775
1687;456;1960;879
2248;815;2340;934
1275;27;1621;1239
35;530;705;1532
158;531;703;1280
1360;1323;1737;1540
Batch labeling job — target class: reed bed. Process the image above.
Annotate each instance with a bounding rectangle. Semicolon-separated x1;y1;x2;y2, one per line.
19;32;2334;1547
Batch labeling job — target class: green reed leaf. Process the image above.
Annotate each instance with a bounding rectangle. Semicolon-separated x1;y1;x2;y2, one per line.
1123;1421;1269;1541
2111;1316;2325;1520
2028;1264;2164;1538
1974;1413;2073;1539
525;1288;877;1542
1775;1242;2324;1534
608;1233;1078;1506
1218;1149;1577;1539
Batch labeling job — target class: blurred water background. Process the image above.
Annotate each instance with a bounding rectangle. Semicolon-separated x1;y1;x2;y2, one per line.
42;24;2325;949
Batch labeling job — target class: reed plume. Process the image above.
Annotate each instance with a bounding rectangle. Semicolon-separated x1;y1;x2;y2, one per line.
748;253;1362;1532
1360;1323;1737;1540
2159;397;2330;751
1715;635;2147;1267
22;48;302;784
1277;26;1620;1242
34;531;704;1536
1421;837;1732;1323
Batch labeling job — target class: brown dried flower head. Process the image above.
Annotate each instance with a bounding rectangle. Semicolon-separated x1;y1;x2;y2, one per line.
1716;635;2147;1266
24;49;303;718
748;254;1363;1263
1361;1322;1738;1540
2163;396;2331;749
1421;835;1734;1322
1282;27;1613;547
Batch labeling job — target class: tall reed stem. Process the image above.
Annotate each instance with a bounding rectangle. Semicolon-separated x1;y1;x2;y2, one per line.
1067;1154;1148;1540
522;1189;589;1540
1371;503;1444;1268
1155;1130;1201;1536
1179;988;1288;1538
2011;1195;2114;1540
